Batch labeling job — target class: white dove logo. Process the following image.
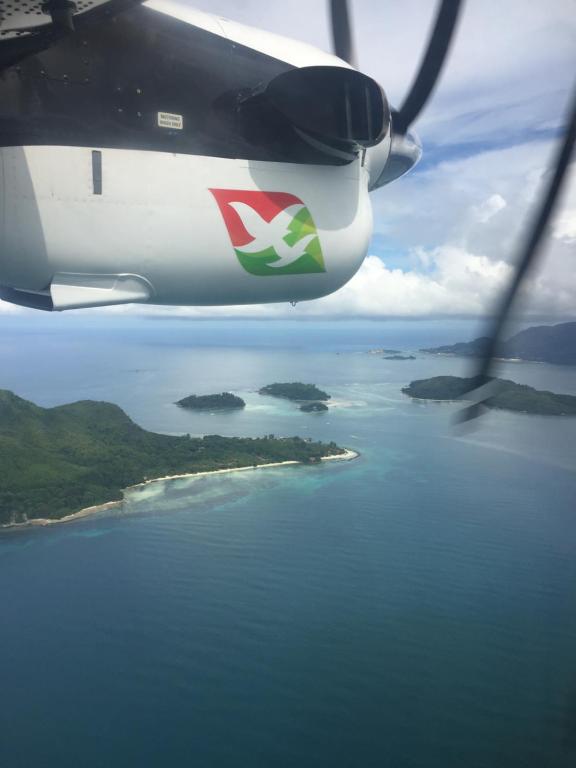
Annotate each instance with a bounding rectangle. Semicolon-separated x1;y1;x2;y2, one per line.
229;202;316;268
210;188;326;276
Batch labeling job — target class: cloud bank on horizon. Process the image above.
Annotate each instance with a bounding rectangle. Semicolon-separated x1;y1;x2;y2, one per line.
1;0;575;320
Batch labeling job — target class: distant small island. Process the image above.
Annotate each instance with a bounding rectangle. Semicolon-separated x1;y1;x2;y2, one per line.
402;376;576;416
0;389;349;527
259;383;331;401
368;348;401;355
384;355;416;361
300;402;329;412
176;392;245;410
421;321;576;365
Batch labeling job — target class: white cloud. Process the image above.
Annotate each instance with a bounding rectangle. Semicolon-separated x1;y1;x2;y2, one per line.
552;168;576;243
309;249;512;317
0;299;21;314
554;212;576;243
372;140;564;258
472;194;507;224
370;142;576;317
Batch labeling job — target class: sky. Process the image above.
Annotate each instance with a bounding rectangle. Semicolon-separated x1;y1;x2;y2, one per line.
1;0;575;322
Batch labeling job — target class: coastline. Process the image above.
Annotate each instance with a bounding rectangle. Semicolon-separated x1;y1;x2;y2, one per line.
1;448;359;531
422;351;553;365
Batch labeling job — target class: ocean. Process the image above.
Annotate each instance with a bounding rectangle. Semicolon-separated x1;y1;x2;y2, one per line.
1;317;575;768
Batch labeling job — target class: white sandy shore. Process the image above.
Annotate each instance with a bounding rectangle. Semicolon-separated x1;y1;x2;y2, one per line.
1;449;359;531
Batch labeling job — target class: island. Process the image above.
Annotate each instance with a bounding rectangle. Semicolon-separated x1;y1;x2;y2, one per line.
402;376;576;415
259;382;331;401
422;337;491;358
384;355;416;360
368;348;401;355
299;402;329;412
0;389;349;527
176;392;245;410
421;321;576;365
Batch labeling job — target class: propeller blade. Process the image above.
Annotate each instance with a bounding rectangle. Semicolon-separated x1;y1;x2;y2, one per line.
394;0;463;134
458;86;576;423
329;0;357;68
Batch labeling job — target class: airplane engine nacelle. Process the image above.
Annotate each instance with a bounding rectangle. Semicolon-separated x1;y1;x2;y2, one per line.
0;145;374;311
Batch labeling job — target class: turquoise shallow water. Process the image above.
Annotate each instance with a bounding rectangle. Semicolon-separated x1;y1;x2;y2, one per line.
1;319;576;767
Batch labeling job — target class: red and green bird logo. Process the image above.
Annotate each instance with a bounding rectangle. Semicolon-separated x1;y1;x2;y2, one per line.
210;189;326;276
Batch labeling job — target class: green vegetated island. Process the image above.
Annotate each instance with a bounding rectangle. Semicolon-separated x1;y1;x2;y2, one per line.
176;392;245;410
422;321;576;365
259;382;331;414
402;376;576;416
259;382;331;401
299;402;329;412
384;355;416;361
0;390;347;527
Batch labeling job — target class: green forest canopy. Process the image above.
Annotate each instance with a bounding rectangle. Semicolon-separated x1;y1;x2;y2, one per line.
176;392;245;410
259;383;331;401
0;390;344;525
402;376;576;416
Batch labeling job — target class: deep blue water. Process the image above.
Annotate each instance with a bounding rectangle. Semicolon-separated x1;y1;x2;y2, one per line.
1;318;576;768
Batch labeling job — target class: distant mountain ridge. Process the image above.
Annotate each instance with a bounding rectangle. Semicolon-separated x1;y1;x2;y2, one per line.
422;322;576;365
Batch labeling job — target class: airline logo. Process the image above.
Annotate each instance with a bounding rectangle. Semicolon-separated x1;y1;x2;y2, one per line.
210;189;325;276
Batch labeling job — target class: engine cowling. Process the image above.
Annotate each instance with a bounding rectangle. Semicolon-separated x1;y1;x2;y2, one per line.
0;145;374;310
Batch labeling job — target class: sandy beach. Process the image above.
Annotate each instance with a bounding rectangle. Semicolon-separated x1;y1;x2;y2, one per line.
1;449;359;531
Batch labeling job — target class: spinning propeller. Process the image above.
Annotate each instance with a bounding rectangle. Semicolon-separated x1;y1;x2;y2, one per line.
458;90;576;423
329;0;576;423
330;0;463;136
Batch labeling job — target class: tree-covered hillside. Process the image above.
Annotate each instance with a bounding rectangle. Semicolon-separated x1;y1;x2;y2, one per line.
402;376;576;415
0;390;344;525
300;402;329;412
176;392;245;410
259;383;330;401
